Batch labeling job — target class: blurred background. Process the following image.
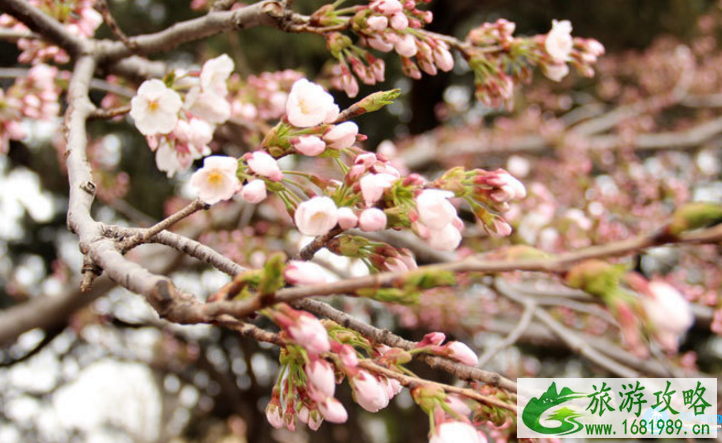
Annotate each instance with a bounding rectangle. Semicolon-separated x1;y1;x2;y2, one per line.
1;0;721;442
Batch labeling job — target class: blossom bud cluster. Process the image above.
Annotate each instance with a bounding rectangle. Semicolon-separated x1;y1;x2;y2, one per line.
264;311;406;431
0;0;102;64
0;64;61;153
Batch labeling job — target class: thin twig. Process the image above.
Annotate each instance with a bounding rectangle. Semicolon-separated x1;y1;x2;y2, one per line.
476;298;536;367
494;278;639;377
119;199;208;253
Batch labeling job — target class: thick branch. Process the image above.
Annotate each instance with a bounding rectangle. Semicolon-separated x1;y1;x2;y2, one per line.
97;0;289;61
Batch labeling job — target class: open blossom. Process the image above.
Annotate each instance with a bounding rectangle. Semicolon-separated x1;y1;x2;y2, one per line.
352;370;389;412
130;79;182;135
445;341;479;366
287;313;330;355
324;122;359;149
292;135;326;156
185;86;231;124
286;79;339;127
284;261;330;285
241;179;267;203
545;19;573;62
430;422;483;443
245;151;283;181
200;54;234;96
359;208;387;232
295;196;339;236
189;156;241;204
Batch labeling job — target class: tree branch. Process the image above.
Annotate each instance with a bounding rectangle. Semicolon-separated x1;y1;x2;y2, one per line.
0;0;86;55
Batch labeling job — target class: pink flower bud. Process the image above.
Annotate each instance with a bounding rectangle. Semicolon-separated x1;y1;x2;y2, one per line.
487;218;512;238
433;46;454;72
445;341;478;366
319;398;348;423
370;58;386;82
324;122;359;150
265;403;284;429
359;208;388;232
394;34;418;58
445;394;472;418
341;72;359;98
241;179;267;203
306;359;336;400
287;313;330;355
390;12;409;30
367;15;388;31
371;0;403;15
368;35;394;52
360;173;396;206
292;135;326;156
383;257;409;273
352;370;389;412
338;207;359;230
383;377;403;399
354;152;378;168
245;151;283;182
339;344;359;368
284;260;330;285
419;332;446;347
308;410;323;430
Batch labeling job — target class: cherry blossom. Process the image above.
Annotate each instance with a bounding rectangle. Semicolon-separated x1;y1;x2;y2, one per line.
189;156;241;205
545;19;573;62
130;80;183;135
294;197;339;236
286;79;339;127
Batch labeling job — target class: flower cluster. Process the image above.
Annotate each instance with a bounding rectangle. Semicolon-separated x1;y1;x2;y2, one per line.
0;0;102;64
0;64;61;153
129;55;235;177
264;307;408;431
463;18;604;108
